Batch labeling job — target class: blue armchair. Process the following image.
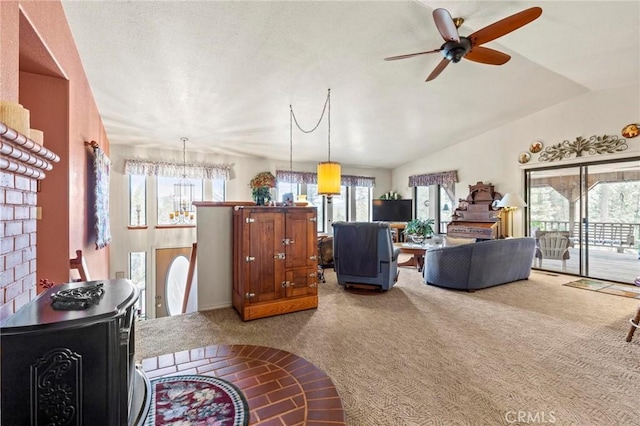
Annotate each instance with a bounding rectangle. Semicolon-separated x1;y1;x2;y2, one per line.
332;221;401;290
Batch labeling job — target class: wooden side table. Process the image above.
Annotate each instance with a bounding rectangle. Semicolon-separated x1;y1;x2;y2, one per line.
394;243;428;272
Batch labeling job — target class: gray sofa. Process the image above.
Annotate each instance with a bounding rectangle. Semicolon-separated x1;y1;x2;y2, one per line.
423;237;536;291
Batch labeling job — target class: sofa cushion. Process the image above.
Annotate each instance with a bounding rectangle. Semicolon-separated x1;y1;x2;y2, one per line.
443;236;476;247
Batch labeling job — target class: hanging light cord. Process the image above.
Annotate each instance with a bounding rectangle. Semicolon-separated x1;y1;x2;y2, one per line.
289;107;293;174
290;89;332;161
180;137;188;179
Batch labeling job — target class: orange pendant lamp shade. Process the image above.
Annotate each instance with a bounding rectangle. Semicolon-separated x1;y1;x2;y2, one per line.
317;161;341;195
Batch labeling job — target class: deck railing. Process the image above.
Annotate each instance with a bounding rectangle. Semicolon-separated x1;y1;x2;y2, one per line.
531;221;640;251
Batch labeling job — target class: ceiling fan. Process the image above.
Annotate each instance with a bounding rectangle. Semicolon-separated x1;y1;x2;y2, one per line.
384;6;543;82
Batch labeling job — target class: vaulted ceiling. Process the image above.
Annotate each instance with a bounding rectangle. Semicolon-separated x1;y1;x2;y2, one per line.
61;1;640;169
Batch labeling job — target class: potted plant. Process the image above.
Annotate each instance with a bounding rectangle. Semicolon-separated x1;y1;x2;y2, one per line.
249;171;276;205
404;218;435;243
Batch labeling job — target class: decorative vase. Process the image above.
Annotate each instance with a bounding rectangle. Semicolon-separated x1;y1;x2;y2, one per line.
252;186;271;206
409;234;426;244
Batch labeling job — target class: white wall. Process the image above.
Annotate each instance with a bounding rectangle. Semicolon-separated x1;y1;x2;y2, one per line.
392;85;640;237
108;145;391;317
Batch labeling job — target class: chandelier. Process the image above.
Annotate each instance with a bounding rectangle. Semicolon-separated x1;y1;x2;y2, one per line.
290;89;341;198
172;137;195;224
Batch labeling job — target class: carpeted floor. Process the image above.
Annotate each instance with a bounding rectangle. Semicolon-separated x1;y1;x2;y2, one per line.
136;266;640;425
564;278;640;299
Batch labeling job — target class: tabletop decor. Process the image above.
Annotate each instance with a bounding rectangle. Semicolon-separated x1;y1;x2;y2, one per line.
249;171;276;205
404;218;435;243
380;191;402;200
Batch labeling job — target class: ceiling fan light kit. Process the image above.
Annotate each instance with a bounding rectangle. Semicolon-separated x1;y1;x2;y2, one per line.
385;6;543;82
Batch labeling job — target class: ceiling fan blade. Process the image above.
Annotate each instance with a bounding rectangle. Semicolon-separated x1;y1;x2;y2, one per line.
468;7;542;47
426;58;450;82
433;8;460;42
384;48;442;61
464;46;511;65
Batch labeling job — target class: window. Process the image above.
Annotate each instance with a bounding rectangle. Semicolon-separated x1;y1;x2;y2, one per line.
277;182;299;203
354;186;371;222
415;186;430;219
210;179;225;201
129;252;146;319
129;175;146;226
306;184;325;233
332;186;348;222
415;185;454;233
157;177;203;225
440;186;453;233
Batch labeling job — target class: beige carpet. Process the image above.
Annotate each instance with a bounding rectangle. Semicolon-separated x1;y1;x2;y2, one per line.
136;266;640;425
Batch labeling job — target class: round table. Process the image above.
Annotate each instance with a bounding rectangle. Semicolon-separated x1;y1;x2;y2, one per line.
394;242;431;272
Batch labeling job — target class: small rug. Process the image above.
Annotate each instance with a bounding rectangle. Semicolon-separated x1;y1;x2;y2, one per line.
563;278;640;299
146;375;249;426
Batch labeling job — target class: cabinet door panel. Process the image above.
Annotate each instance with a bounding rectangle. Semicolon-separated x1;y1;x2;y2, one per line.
285;267;318;298
248;212;285;302
285;209;317;269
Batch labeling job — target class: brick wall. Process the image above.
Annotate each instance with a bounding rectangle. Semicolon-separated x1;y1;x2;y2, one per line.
0;171;38;322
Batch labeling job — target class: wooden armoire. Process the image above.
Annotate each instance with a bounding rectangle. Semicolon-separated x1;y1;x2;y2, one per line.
232;206;319;321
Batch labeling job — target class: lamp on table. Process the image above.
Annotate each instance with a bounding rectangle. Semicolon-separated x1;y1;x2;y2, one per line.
496;193;527;238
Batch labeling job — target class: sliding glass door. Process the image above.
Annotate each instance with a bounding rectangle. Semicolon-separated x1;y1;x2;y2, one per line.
526;158;640;284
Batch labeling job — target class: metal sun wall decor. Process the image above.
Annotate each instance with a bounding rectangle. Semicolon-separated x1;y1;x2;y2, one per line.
538;134;628;162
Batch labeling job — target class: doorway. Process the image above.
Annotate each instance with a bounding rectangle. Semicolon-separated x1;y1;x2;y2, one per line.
155;247;191;318
526;158;640;284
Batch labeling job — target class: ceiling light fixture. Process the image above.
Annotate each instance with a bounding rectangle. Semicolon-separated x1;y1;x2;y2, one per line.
172;137;195;224
317;89;341;197
290;89;341;200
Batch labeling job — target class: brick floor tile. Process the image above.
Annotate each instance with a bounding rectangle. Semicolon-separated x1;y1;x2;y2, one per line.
308;397;343;410
266;384;303;404
307;409;346;422
256;399;297;421
189;347;206;360
157;353;175;368
177;359;211;371
140;357;157;372
247;394;270;410
145;365;177;379
281;407;306;425
204;345;219;358
243;380;284;399
174;350;191;365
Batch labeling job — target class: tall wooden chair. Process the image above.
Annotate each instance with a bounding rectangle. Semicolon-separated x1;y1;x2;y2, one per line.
69;250;90;282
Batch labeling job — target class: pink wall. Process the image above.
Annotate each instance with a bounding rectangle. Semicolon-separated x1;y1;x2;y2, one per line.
19;72;70;285
0;1;19;101
1;1;110;306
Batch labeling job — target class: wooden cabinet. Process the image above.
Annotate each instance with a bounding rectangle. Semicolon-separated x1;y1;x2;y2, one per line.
232;207;318;320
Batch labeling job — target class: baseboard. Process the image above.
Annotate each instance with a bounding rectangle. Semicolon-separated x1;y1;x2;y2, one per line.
198;302;233;312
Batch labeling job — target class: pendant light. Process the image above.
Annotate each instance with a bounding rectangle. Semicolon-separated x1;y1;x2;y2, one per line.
172;137;195;223
317;89;341;196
